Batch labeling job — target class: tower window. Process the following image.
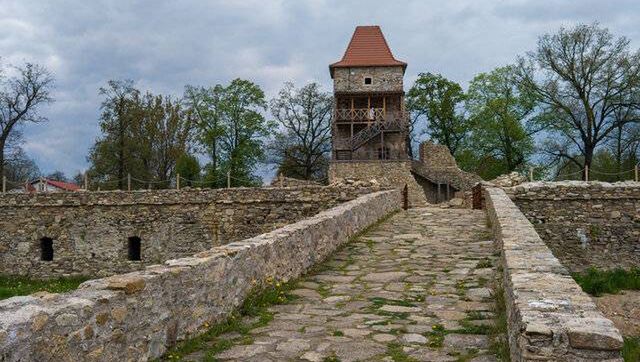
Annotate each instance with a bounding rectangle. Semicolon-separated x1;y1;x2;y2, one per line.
128;236;141;261
364;77;372;85
40;237;53;261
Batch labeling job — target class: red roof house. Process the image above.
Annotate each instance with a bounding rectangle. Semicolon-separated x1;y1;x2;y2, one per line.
24;178;81;193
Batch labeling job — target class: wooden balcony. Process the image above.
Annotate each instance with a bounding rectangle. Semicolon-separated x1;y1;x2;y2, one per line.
334;108;409;123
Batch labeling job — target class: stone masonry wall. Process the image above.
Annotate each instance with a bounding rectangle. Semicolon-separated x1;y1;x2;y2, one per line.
484;187;623;361
505;181;640;272
332;66;404;93
0;190;401;362
0;186;376;278
328;160;427;207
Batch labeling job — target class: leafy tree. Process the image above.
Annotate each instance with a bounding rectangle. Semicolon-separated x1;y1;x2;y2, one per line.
269;82;332;181
132;92;193;186
0;62;53;179
87;80;139;189
517;23;640;177
87;81;193;189
3;147;40;184
463;66;538;179
218;79;270;187
175;153;201;186
406;72;469;156
184;85;225;178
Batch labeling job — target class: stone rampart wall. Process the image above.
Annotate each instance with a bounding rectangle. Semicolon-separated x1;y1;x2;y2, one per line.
329;160;427;207
0;190;401;362
505;181;640;272
0;186;376;278
484;187;622;361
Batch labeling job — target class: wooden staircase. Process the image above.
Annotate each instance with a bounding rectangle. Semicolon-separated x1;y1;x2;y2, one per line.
348;113;408;151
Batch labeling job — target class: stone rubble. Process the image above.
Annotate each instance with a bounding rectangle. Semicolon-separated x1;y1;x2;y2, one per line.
489;172;527;188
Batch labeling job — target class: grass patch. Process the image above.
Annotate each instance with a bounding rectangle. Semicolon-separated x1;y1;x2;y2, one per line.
159;278;297;361
0;275;89;300
332;330;344;337
489;284;510;361
426;324;446;348
466;310;488;320
322;355;341;362
386;342;418;362
476;258;492;269
572;268;640;296
623;337;640;362
453;320;492;335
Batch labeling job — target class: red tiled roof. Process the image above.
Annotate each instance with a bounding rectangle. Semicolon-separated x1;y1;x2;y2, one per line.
27;178;80;192
330;26;406;77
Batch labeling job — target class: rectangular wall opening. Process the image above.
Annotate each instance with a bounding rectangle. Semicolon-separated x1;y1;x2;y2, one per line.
40;237;53;261
128;236;141;261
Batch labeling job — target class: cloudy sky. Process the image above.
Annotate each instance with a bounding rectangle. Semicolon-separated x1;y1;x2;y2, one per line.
2;0;640;179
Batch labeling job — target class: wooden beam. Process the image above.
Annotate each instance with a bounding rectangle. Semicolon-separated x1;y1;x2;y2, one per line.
383;96;386;116
350;97;354;121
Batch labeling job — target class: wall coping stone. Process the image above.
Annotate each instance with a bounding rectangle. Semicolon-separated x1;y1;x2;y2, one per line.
505;181;640;200
483;186;623;361
0;189;401;361
0;185;374;207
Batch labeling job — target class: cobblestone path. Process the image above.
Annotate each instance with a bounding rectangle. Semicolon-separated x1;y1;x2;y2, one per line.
186;208;502;361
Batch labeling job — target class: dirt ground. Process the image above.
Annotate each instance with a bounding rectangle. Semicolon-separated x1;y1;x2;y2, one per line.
594;290;640;337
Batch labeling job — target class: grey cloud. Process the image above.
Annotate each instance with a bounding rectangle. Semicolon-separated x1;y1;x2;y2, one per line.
1;0;640;177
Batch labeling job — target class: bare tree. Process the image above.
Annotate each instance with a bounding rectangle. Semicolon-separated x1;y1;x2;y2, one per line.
270;82;332;180
0;62;53;178
517;23;640;177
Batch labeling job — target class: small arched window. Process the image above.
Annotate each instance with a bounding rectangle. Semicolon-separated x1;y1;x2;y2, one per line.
128;236;141;261
40;237;54;261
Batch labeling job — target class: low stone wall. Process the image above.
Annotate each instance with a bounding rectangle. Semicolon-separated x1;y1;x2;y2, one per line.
329;160;427;207
0;186;376;278
0;189;401;362
484;187;623;361
506;181;640;272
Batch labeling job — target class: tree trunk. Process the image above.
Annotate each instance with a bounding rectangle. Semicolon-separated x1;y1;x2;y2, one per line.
405;134;413;159
117;102;125;190
584;145;594;181
0;138;5;180
615;126;623;181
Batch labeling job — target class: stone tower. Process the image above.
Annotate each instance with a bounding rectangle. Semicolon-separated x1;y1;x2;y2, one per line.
327;26;428;206
328;25;409;161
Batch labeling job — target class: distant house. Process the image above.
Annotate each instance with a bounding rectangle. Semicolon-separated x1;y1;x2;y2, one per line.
21;178;81;193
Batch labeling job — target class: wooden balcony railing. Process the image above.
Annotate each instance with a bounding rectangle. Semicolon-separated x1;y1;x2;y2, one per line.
334;108;409;123
334;108;384;122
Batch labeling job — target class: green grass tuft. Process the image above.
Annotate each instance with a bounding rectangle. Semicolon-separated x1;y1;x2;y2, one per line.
386;342;418;362
426;324;446;348
623;337;640;362
0;275;89;300
489;284;510;361
475;258;492;269
572;268;640;296
158;278;297;361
